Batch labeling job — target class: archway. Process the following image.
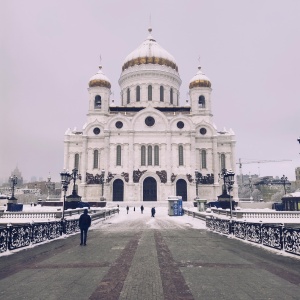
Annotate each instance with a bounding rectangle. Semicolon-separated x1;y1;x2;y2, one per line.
113;179;124;201
143;177;157;201
176;179;187;201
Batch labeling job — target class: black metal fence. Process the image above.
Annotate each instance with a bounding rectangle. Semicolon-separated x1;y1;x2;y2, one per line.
206;217;300;256
0;208;118;253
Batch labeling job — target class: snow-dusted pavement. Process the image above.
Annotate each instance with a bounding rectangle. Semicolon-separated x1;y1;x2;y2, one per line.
1;205;300;300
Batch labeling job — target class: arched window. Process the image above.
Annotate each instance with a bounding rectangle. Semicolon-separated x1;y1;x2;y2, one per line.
160;86;164;102
116;145;121;166
201;150;207;169
148;85;152;101
93;150;99;169
74;153;79;169
95;95;101;108
148;145;152;165
141;145;146;166
127;88;130;104
221;153;226;170
136;86;140;102
178;145;184;166
154;145;159;166
198;95;205;108
170;88;173;104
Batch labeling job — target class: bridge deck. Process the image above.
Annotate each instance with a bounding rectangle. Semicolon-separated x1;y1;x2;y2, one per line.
1;205;300;300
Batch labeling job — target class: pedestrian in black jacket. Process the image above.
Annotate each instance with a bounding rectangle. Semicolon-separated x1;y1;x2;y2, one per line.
79;209;91;246
151;207;156;217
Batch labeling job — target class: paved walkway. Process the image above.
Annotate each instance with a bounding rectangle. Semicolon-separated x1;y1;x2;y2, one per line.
1;205;300;299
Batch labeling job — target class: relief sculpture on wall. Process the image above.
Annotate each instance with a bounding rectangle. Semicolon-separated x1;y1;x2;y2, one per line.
156;170;167;183
121;172;129;182
133;169;147;183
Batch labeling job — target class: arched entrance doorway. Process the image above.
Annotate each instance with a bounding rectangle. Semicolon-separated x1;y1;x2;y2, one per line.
113;179;124;201
143;177;157;201
176;179;187;201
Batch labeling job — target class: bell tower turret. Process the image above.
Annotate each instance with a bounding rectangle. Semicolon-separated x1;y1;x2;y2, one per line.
87;65;111;116
189;66;212;120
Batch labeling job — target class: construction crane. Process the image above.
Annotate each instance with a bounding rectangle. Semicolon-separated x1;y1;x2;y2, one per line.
237;158;292;183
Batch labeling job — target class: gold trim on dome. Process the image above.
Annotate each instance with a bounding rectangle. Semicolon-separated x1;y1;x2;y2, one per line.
89;79;111;88
189;80;211;89
122;56;178;72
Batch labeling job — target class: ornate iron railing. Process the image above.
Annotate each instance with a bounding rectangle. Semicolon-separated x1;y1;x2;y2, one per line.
206;217;300;256
0;208;118;253
283;228;300;255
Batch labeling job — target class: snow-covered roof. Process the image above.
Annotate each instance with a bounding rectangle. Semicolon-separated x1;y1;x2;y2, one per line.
122;28;178;71
89;66;111;88
189;66;211;88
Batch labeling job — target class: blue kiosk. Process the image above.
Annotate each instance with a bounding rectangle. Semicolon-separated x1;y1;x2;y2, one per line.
168;196;183;216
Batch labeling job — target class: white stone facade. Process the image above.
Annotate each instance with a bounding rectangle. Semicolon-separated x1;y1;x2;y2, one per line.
63;29;237;203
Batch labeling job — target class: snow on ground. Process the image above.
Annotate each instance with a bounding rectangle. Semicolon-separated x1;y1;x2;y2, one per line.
1;203;300;260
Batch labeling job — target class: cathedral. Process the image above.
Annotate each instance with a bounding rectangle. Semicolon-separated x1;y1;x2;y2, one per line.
63;28;237;204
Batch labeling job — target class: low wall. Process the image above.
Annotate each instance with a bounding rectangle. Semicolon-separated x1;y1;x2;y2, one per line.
238;202;274;209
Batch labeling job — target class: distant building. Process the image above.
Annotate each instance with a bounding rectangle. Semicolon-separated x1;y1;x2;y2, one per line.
295;167;300;189
8;166;23;186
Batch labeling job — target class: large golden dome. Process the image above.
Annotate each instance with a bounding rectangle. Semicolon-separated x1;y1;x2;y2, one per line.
122;28;178;72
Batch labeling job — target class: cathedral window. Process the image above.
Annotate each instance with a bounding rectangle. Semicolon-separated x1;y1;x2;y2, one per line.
127;88;130;104
154;145;159;166
148;85;152;101
141;146;146;166
148;145;153;165
201;150;207;169
116;145;122;166
220;153;226;170
93;150;99;169
198;95;205;108
170;88;173;104
95;95;101;108
74;153;79;170
160;86;164;102
178;145;184;166
136;86;140;102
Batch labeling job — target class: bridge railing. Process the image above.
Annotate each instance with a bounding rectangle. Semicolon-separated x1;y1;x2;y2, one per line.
183;208;300;256
205;216;300;256
0;208;119;253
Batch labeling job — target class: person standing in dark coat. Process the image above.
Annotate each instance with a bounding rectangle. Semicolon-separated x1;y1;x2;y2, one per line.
140;205;144;214
151;207;156;217
79;209;91;246
126;206;129;214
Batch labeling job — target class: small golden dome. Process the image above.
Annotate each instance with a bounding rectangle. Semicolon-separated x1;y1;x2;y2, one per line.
89;66;111;88
189;66;211;89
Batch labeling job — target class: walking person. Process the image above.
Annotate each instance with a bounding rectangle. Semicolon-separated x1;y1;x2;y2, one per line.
140;205;144;214
126;206;129;214
151;207;156;217
79;209;91;246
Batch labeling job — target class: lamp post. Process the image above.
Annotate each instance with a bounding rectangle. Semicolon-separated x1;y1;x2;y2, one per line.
249;175;253;200
70;168;81;197
195;170;202;198
281;175;288;195
218;168;229;197
60;170;71;220
45;173;52;200
224;169;235;220
9;175;18;200
100;169;105;198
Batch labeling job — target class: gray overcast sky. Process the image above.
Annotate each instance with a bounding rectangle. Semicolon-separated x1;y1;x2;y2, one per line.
1;0;300;183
